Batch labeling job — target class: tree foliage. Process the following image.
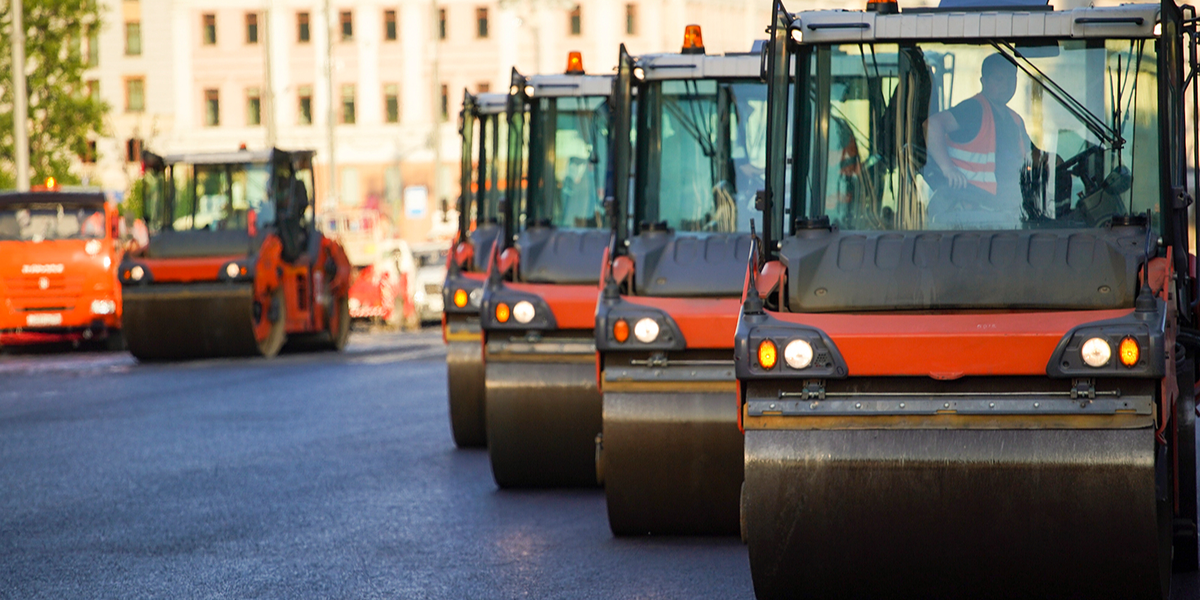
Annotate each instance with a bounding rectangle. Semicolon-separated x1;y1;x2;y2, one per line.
0;0;107;188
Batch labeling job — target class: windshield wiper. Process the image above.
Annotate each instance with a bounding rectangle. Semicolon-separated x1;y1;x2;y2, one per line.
990;41;1122;149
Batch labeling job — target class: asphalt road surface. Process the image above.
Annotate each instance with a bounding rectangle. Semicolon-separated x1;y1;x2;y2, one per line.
1;329;1198;599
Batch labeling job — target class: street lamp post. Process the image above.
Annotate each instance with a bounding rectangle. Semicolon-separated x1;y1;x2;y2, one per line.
12;0;29;190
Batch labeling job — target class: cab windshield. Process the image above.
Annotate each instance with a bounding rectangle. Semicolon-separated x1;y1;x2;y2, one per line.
145;162;274;232
477;112;508;225
526;95;611;229
793;40;1159;232
637;79;768;233
0;202;106;241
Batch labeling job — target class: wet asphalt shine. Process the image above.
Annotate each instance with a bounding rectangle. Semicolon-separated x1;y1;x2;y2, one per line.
1;328;1198;599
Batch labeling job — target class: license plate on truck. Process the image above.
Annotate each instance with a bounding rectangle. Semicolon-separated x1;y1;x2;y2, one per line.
26;313;62;327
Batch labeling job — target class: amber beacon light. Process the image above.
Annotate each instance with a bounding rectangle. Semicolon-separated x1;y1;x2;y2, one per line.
565;51;585;74
681;25;705;54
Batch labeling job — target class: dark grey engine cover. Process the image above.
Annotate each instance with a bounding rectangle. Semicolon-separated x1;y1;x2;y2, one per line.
628;231;753;297
516;226;608;285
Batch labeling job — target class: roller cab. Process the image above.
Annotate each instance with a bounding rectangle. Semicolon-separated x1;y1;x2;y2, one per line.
120;148;351;361
0;185;124;349
592;39;766;535
443;91;510;448
478;64;613;487
736;1;1198;597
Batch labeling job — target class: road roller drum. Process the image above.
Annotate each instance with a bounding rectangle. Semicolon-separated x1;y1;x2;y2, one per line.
123;284;285;360
445;313;486;447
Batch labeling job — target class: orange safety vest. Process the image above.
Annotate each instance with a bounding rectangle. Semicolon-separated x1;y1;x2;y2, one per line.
946;94;1027;195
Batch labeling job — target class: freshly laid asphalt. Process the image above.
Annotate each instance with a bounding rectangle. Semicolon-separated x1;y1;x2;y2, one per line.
1;329;1197;599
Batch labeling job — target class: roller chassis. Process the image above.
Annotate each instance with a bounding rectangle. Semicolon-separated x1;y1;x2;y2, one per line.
734;1;1200;597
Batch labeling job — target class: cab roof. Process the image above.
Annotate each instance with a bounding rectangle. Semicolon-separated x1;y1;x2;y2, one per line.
524;73;614;98
791;3;1159;43
160;148;315;165
0;191;107;206
636;50;763;80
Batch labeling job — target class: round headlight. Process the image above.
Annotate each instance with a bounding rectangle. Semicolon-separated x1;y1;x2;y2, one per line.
468;288;484;307
784;339;814;369
634;318;659;343
1081;337;1112;368
513;300;536;324
90;299;116;315
130;265;145;281
225;263;240;278
85;239;101;255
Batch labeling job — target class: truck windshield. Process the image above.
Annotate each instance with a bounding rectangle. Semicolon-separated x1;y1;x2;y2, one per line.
526;95;611;229
794;40;1159;232
637;79;768;233
161;162;273;232
0;203;106;241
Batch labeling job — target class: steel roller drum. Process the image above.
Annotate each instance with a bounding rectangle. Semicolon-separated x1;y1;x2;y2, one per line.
485;359;602;487
123;283;285;360
446;337;487;448
743;427;1170;600
600;390;742;535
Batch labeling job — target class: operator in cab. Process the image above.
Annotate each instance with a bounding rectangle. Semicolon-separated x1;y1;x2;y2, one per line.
925;54;1033;222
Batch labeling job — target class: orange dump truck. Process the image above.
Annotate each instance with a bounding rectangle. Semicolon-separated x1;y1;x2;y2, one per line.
0;188;124;349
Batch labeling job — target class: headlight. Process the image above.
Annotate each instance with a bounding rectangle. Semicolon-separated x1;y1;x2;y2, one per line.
225;263;240;278
513;300;535;324
468;288;484;307
784;339;814;369
633;318;659;343
1081;337;1111;368
130;265;144;281
633;66;645;80
349;298;361;311
90;299;116;315
85;239;101;255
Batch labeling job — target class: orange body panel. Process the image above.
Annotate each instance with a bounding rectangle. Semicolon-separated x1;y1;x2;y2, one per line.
137;256;242;284
506;281;599;330
622;295;742;349
768;308;1134;378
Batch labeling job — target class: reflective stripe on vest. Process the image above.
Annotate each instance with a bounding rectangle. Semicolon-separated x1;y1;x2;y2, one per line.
946;94;1022;195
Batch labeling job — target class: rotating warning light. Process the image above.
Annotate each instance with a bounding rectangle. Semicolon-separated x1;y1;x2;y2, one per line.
513;300;536;324
1118;337;1140;367
758;339;778;370
495;302;511;323
453;288;469;308
44;176;58;190
784;339;814;370
1081;337;1112;368
613;319;630;343
634;318;659;343
565;51;584;74
681;25;705;54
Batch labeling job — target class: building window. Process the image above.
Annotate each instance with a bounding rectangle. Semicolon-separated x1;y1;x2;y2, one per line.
477;82;490;93
125;21;142;55
125;78;145;113
125;138;142;163
384;84;399;123
298;86;313;125
438;8;446;40
476;7;488;38
204;89;220;126
247;88;261;126
568;6;581;36
87;26;99;66
341;84;356;124
297;12;310;42
440;84;448;119
246;13;259;44
202;13;216;45
384;9;397;41
82;140;97;164
625;4;637;35
340;11;353;41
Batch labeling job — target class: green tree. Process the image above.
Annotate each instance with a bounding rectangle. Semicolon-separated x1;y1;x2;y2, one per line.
0;0;107;188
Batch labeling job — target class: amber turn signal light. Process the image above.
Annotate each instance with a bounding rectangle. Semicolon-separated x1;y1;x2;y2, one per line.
758;339;778;370
496;302;510;323
1118;337;1140;367
453;288;468;308
613;319;629;343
